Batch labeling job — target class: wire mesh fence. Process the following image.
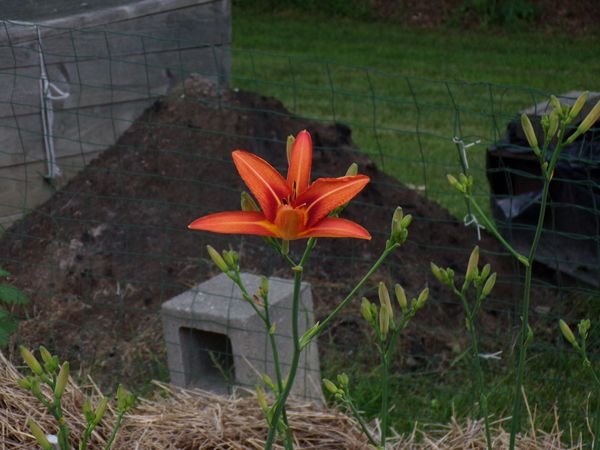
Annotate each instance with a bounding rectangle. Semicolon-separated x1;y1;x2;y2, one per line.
0;13;598;442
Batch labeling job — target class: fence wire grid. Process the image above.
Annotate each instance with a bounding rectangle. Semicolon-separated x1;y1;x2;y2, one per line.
0;16;598;440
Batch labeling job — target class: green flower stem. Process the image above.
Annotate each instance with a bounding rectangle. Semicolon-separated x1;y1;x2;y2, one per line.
380;348;391;447
264;238;316;450
465;196;528;267
509;135;563;450
103;410;126;450
456;289;492;450
303;242;400;348
233;277;293;449
343;397;379;448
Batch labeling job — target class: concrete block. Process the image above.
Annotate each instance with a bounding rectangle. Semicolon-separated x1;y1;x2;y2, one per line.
161;272;323;402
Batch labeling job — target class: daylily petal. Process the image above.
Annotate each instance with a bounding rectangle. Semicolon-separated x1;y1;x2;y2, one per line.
232;151;290;221
287;130;312;197
296;175;370;227
188;211;279;237
299;217;371;240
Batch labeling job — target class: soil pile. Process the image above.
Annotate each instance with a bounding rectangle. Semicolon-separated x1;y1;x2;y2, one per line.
0;77;538;389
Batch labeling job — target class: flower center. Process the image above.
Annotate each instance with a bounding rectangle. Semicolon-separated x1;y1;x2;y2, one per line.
274;205;307;240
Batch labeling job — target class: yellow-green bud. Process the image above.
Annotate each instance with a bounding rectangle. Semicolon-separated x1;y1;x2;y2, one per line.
18;376;32;390
378;282;393;312
269;322;276;335
27;419;52;450
30;378;42;398
446;174;464;192
241;191;260;212
465;246;479;282
520;114;538;150
569;91;588;121
481;272;497;298
379;303;390;338
38;346;57;372
559;319;578;349
430;262;446;284
323;378;339;395
550;95;562;114
286;135;295;165
222;250;238;270
259;276;269;298
480;263;491;281
53;361;69;399
345;162;358;177
262;374;275;391
256;386;269;412
576;99;600;137
416;287;429;309
206;245;229;273
395;283;408;314
547;111;559;140
337;373;349;387
117;384;135;412
20;346;44;377
94;397;109;423
83;399;94;422
578;319;591;340
360;297;374;324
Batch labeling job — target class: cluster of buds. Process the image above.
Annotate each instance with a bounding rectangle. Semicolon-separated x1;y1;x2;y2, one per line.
322;373;350;402
207;245;240;277
446;173;474;195
559;318;591;355
19;346;135;450
388;207;413;247
361;281;428;340
431;246;496;300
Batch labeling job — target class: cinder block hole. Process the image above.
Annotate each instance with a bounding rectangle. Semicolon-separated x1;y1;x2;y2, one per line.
179;327;235;394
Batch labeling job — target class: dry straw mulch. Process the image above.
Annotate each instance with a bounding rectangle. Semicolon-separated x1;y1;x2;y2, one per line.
0;352;586;449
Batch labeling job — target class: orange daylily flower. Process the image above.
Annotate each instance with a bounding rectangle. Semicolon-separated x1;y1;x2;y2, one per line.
188;130;371;240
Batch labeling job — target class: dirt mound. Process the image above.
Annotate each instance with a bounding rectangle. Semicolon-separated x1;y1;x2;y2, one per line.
0;77;542;390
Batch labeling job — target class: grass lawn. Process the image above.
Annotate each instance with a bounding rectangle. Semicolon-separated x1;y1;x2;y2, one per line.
230;7;600;440
231;9;600;218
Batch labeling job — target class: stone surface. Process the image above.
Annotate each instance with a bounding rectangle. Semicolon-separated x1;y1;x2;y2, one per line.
161;272;323;402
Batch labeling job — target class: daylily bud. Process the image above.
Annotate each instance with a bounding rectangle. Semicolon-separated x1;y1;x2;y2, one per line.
578;319;591;340
18;376;32;390
94;397;109;423
38;346;58;373
430;262;446;284
83;399;94;422
299;322;320;349
379;303;390;339
337;373;349;388
416;287;429;309
286;135;295;166
378;282;393;312
568;91;588;121
262;374;276;391
345;162;358;177
222;250;238;270
400;214;413;229
447;174;464;192
259;276;269;299
395;283;408;314
20;346;44;377
28;419;52;450
465;246;479;283
550;95;562;114
525;325;534;346
206;245;229;273
30;378;42;398
547;111;559;140
480;263;491;281
559;319;578;349
576;99;600;137
240;191;260;212
269;322;276;335
360;297;374;324
520;114;538;150
117;384;135;413
256;386;269;412
481;273;497;299
53;361;69;400
323;378;339;395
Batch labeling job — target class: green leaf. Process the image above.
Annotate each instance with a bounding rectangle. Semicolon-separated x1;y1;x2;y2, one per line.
0;284;29;305
0;317;17;347
0;268;10;278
